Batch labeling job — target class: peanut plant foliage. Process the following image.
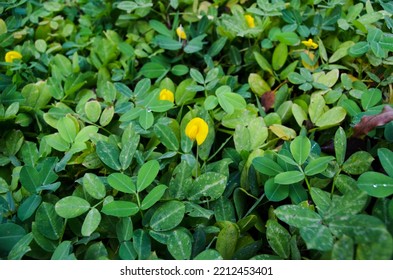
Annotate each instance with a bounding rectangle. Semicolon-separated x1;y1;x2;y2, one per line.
0;0;393;260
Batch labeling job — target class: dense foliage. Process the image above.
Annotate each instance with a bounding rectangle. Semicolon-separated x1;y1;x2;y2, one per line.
0;0;393;260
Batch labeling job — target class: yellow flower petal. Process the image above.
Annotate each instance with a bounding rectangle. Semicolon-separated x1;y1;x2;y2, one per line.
159;88;174;102
301;38;318;49
176;25;187;40
185;117;209;145
5;50;22;63
244;15;255;28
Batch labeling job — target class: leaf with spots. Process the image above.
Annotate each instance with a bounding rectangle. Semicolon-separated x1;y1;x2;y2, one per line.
187;172;227;203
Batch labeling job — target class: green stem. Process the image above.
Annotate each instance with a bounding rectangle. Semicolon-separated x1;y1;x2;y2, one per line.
304;175;311;193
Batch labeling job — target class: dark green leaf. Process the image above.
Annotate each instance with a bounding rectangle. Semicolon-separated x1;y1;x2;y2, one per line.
266;220;291;259
36;202;64;240
133;229;151;260
0;223;26;255
274;205;322;228
150;201;185;231
168;228;192;260
96;141;121;171
299;225;333;251
17;194;42;221
187;172;227;203
253;156;284;176
378;148;393;177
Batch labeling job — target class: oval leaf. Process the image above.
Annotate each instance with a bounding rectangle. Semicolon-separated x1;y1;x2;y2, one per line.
150;201;185;231
55;196;90;219
137;160;160;192
357;171;393;198
81;208;101;236
101;201;139;217
187;172;227;203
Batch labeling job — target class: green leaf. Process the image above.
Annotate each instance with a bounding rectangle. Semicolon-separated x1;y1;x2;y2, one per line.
378;148;393;177
208;37;227;57
83;173;106;200
175;79;197;105
171;64;189;76
96;140;121;171
140;184;167;210
150;201;185;231
216;87;247;114
154;123;179;151
357;172;393;198
81;208;101;236
194;249;223;260
139;110;154;130
7;233;33;260
348;41;369;57
55;196;90;219
0;223;26;255
299;225;333;251
190;68;205;84
329;214;392;244
216;222;239;260
101;201;139;217
36;202;63;240
167;228;192;260
292;103;308;127
184;34;206;53
57;116;77;143
137;160;160;192
290;136;311;165
154;34;183;50
304;156;335;176
119;241;137;260
310;187;331;216
332;236;354;260
276;32;300;45
139;62;169;79
51;241;74;260
325;190;368;221
184;201;214;219
315;107;346;128
274;205;322;228
308;93;325;124
17;194;42;222
253;51;273;75
334;127;346;166
149;20;172;37
133;229;151;260
266;220;291;259
116;217;133;242
361;88;382;110
272;42;288;71
120;124;140;170
264;178;289;202
342;151;374;175
253;156;284;176
19;166;41;193
187;172;227;203
274;171;304;185
107;173;136;194
84;100;101;123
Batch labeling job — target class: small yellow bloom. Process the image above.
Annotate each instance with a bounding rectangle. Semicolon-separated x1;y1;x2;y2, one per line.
5;51;22;63
159;88;174;102
244;15;255;28
302;38;318;49
176;25;187;40
185;117;209;145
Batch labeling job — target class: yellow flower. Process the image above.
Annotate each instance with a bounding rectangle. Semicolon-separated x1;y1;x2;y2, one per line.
302;38;318;49
244;15;255;28
185;117;209;145
176;25;187;40
5;51;22;63
159;88;174;102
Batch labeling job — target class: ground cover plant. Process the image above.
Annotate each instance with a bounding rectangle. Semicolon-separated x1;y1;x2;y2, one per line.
0;0;392;260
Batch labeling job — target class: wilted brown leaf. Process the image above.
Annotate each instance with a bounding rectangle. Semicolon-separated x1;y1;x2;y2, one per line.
353;106;393;138
261;91;275;112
